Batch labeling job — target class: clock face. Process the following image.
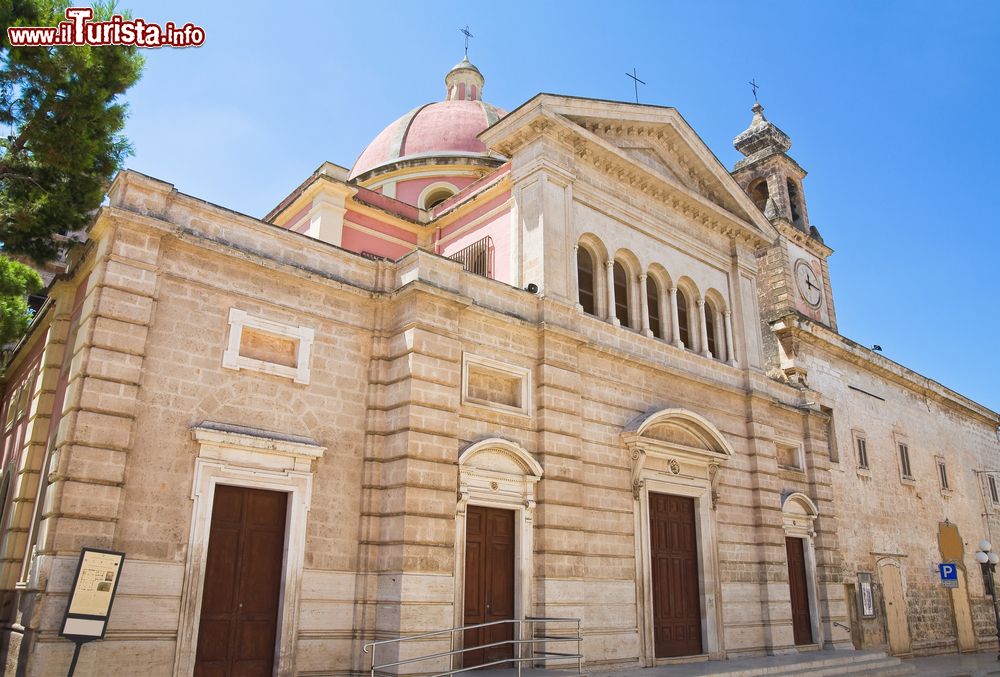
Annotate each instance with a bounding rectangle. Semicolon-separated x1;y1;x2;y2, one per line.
795;259;823;307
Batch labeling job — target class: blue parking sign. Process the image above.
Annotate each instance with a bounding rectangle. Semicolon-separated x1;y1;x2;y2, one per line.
939;563;958;588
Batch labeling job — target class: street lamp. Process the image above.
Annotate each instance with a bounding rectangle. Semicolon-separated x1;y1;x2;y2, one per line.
975;540;1000;661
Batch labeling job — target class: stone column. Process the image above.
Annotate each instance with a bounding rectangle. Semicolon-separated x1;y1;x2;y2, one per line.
638;274;651;336
605;260;618;325
657;286;669;341
724;310;737;366
669;287;682;348
698;298;711;358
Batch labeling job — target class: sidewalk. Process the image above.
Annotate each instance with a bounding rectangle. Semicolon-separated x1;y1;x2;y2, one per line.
904;652;1000;677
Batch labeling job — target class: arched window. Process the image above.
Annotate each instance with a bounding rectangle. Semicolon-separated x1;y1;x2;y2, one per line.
705;302;723;360
676;288;691;348
786;179;803;226
422;186;456;210
749;178;769;213
646;277;662;339
577;247;596;315
613;261;630;327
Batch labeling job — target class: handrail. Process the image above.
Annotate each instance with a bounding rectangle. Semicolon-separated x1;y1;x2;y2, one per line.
363;616;582;677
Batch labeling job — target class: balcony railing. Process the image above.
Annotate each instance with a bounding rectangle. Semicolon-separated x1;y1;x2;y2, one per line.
448;236;494;279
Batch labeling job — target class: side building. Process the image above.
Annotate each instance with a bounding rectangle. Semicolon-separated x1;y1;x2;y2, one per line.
0;60;995;676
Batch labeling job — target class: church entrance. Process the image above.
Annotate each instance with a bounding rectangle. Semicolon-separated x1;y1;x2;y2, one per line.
463;505;515;667
194;485;287;677
785;536;813;645
650;492;703;657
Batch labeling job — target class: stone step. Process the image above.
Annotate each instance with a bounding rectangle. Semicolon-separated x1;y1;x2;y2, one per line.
603;650;911;677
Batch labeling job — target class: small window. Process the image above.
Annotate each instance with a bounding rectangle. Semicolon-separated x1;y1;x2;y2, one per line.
990;476;999;504
577;247;596;316
676;288;691;348
983;562;996;597
898;443;912;480
938;459;950;490
646;277;662;339
856;437;869;470
613;261;630;327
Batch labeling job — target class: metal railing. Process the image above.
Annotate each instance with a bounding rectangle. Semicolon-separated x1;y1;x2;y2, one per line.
363;616;582;677
448;235;494;279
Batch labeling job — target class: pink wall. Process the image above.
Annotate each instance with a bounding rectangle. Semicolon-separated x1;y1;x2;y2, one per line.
342;209;418;260
437;193;513;285
396;176;477;207
341;227;414;260
281;204;310;233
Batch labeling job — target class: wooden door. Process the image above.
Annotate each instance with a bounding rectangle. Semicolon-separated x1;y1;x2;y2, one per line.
649;493;702;658
463;505;515;668
879;562;912;656
785;537;813;645
951;568;977;651
195;485;288;677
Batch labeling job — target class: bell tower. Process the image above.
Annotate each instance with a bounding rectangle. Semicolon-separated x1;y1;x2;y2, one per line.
731;102;837;333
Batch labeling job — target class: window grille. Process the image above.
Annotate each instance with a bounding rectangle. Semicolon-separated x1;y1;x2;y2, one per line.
857;437;868;469
449;236;494;279
990;476;999;504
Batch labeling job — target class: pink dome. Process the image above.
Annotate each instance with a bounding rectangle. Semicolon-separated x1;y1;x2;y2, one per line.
349;57;507;181
349;100;506;180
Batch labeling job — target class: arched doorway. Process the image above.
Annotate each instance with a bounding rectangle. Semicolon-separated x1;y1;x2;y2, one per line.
454;438;543;668
622;408;734;665
781;492;821;648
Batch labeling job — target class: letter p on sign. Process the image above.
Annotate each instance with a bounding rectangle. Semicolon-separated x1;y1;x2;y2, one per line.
939;563;958;588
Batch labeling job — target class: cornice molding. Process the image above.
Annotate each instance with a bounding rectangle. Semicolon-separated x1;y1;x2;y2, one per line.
772;316;999;425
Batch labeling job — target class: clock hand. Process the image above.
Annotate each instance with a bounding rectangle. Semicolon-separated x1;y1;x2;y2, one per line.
806;278;819;290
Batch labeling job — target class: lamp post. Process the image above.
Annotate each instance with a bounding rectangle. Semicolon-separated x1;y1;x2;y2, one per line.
975;539;1000;661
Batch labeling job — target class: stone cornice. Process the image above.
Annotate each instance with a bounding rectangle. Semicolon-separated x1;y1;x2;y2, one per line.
773;316;999;426
482;98;775;250
772;218;834;258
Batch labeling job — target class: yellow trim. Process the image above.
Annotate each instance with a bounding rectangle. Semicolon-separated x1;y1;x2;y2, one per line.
356;162;493;189
432;174;511;231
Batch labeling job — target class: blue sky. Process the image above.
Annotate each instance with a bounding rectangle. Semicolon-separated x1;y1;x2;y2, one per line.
122;1;1000;411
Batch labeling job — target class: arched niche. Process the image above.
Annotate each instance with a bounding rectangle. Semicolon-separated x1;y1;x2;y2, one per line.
453;438;543;635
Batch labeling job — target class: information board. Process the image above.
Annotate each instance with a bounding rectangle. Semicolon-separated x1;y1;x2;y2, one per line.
59;548;126;640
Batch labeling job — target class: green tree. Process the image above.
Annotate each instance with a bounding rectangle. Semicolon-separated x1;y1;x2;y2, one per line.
1;0;143;263
0;255;41;346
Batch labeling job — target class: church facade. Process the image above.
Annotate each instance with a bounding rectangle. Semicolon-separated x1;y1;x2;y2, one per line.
0;58;997;676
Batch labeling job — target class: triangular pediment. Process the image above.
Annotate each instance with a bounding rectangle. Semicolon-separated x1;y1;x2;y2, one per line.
563;112;759;227
619;146;688;187
480;94;779;243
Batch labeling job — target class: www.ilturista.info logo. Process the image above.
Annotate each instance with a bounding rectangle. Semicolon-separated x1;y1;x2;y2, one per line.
7;7;205;47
